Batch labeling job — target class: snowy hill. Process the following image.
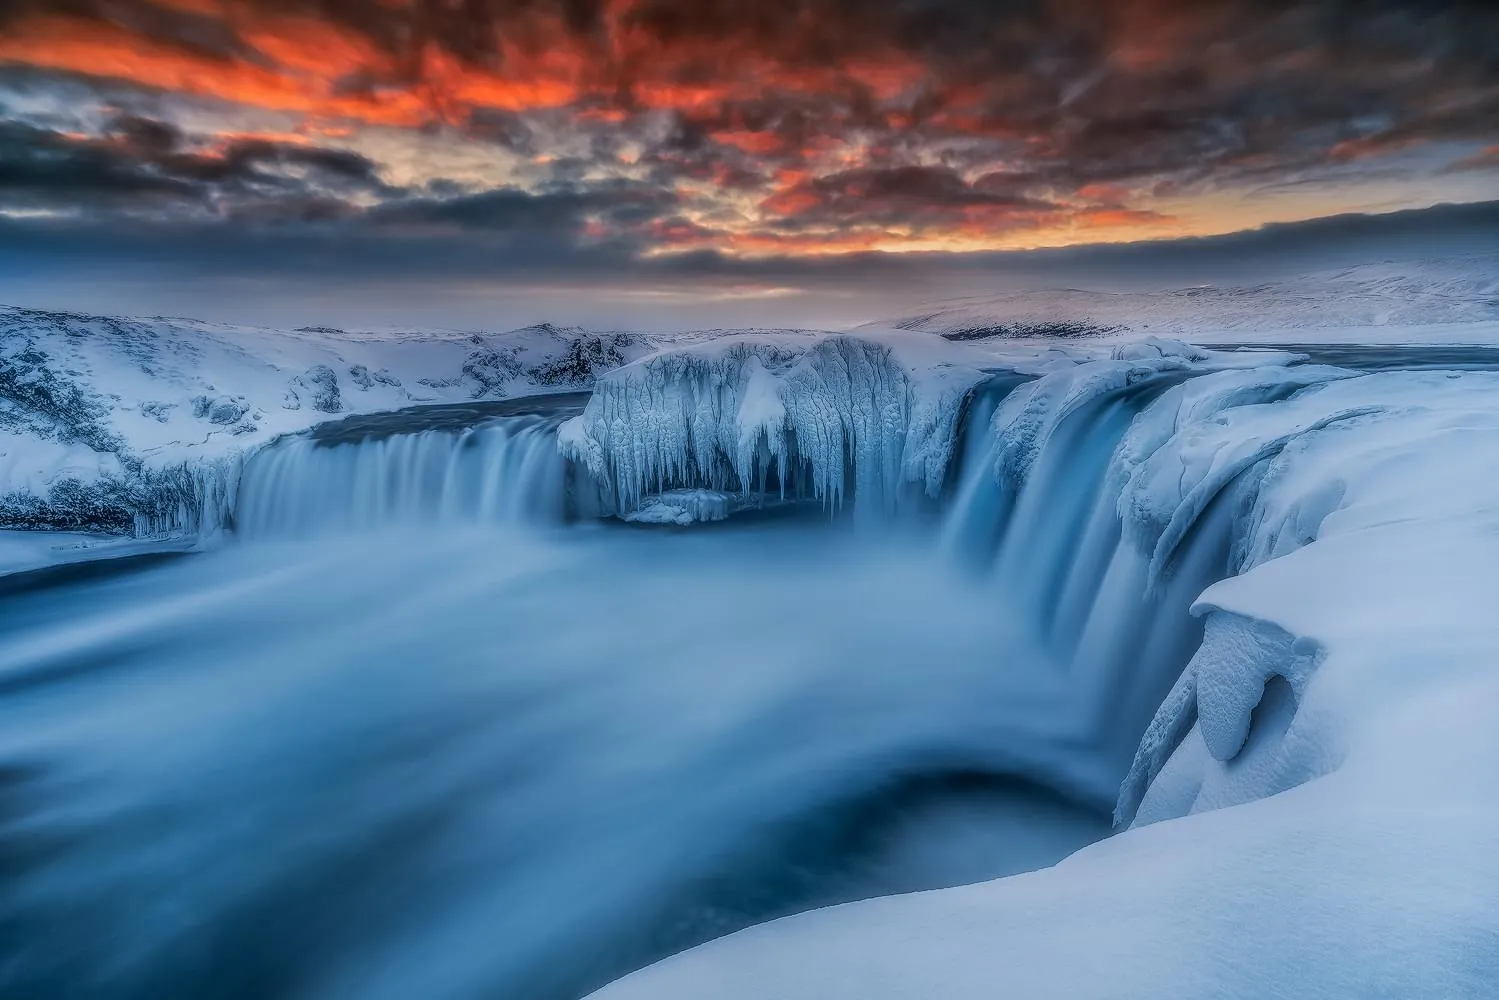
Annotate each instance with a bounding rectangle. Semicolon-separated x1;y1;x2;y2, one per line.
872;253;1499;344
0;306;648;533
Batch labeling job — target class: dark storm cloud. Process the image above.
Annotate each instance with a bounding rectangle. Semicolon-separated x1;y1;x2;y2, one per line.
0;115;392;218
3;198;1495;293
764;165;1056;226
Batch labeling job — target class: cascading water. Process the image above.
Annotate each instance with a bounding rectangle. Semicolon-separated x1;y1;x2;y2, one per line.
7;346;1417;1000
933;358;1355;807
233;411;573;538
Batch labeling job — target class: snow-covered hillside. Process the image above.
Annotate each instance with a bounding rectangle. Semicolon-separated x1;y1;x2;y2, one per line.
874;253;1499;344
0;306;647;533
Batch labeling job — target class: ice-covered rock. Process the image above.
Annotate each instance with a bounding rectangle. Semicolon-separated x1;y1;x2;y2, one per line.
560;332;989;519
284;364;344;413
623;489;737;526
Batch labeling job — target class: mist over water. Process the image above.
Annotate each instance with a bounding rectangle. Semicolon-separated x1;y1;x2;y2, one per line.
0;519;1106;1000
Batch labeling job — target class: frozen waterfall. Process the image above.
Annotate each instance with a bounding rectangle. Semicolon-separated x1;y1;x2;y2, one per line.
233;405;579;539
559;334;988;521
13;329;1499;1000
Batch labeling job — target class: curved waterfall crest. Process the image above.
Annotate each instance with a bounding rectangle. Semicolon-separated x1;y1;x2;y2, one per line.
162;337;1497;840
230;407;579;539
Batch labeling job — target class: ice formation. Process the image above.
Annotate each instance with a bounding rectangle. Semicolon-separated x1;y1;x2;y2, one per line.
622;489;738;525
559;333;988;520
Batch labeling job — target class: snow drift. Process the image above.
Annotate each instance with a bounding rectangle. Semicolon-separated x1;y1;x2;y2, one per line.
876;252;1499;344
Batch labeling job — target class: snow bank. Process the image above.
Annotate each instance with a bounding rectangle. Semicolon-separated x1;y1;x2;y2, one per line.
873;252;1499;345
560;331;990;519
589;361;1499;1000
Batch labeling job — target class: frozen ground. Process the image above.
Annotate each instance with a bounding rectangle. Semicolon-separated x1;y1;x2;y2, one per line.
872;252;1499;345
0;307;652;532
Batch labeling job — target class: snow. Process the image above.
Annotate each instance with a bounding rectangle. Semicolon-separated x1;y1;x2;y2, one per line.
588;355;1499;1000
0;309;647;468
873;252;1499;345
0;432;123;494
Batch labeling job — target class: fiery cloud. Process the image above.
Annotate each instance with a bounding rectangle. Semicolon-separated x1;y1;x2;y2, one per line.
0;0;1496;262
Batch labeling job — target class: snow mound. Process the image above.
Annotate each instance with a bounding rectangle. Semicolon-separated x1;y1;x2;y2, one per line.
622;489;738;526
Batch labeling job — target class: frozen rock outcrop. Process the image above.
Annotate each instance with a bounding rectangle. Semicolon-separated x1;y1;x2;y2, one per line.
559;333;987;519
284;364;343;413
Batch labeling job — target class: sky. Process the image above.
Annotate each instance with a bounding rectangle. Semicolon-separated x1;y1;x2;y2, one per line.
0;0;1496;328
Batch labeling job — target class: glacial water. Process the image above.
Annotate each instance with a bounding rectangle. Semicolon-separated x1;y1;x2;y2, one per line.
0;518;1120;999
1;354;1324;999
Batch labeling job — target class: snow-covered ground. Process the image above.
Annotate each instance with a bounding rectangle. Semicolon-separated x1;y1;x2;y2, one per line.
872;252;1499;345
6;252;1497;537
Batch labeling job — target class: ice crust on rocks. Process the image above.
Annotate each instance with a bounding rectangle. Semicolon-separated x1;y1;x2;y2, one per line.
560;332;990;519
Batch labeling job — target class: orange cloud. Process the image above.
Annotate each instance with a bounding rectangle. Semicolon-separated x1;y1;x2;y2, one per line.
1073;207;1176;229
0;14;429;127
1;0;1481;259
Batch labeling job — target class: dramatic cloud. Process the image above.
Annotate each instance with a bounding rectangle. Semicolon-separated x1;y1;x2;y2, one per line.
0;0;1496;277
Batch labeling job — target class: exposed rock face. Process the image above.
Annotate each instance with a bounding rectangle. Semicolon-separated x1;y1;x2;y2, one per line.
461;347;523;398
284;365;343;413
529;335;633;386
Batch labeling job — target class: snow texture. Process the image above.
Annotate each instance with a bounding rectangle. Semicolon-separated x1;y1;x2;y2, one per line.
622;489;737;525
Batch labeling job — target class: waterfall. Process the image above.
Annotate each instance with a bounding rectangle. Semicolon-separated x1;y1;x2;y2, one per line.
234;414;571;539
214;351;1342;817
936;360;1345;809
